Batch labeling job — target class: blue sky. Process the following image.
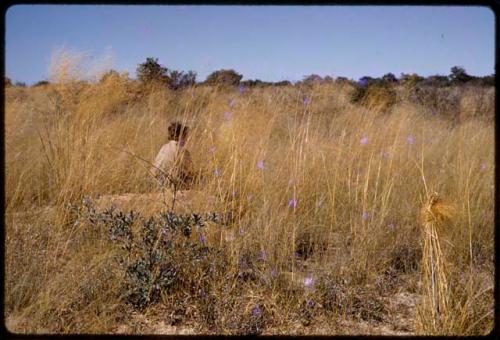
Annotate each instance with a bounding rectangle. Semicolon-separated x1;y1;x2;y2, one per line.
5;5;495;84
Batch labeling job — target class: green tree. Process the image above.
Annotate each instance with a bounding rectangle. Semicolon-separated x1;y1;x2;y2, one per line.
449;66;473;84
136;58;169;85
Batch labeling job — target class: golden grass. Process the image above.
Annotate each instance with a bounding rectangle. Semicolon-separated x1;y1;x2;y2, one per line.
4;74;494;334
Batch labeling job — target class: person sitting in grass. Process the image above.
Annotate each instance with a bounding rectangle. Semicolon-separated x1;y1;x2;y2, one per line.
151;121;194;190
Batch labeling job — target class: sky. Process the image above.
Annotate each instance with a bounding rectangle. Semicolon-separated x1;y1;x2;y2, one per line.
5;5;495;85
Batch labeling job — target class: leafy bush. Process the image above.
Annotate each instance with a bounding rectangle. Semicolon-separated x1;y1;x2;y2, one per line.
5;77;12;87
350;81;397;111
70;198;230;311
407;85;461;118
204;69;243;87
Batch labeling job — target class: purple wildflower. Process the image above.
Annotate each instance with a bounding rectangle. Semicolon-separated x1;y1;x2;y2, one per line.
229;99;236;107
209;146;216;154
239;228;245;236
480;163;488;171
232;191;238;198
362;211;369;220
239;85;247;94
304;277;314;288
223;111;232;121
359;78;368;88
381;150;390;158
247;194;254;201
257;160;265;170
387;223;395;231
360;137;368;145
294;251;300;258
199;234;206;245
258;250;267;261
251;306;262;317
288;198;297;209
214;168;221;177
407;135;415;145
271;268;278;278
306;299;315;308
303;97;311;105
316;197;324;208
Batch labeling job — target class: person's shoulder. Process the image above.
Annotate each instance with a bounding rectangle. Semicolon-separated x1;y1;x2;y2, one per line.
160;141;179;151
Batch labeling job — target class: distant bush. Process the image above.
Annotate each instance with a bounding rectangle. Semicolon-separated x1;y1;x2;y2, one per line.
400;73;424;87
14;81;27;88
32;80;50;87
240;79;274;87
449;66;473;84
407;85;461;118
421;75;450;87
169;70;197;90
323;76;334;84
99;70;121;83
301;74;323;86
335;76;351;85
5;77;12;87
462;73;495;87
350;81;397;111
350;86;367;104
274;80;292;86
381;73;398;84
479;74;495;86
204;69;243;87
137;57;170;85
136;58;197;90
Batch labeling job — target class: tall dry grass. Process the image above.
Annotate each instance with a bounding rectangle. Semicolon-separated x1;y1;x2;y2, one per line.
4;65;494;334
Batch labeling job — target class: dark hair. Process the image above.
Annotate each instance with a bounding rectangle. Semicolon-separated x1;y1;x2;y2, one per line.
168;122;189;141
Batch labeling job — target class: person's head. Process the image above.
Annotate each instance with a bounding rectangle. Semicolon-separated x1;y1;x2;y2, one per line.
168;122;189;145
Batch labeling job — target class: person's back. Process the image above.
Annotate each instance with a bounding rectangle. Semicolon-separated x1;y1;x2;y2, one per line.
151;122;193;189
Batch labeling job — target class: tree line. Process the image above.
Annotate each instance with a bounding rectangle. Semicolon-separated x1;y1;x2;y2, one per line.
5;58;494;89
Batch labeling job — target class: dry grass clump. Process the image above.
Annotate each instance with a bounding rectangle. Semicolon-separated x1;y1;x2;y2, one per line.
416;192;493;335
416;192;455;333
4;58;494;335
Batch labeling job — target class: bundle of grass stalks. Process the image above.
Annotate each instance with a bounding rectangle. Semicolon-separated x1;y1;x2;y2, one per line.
416;192;456;334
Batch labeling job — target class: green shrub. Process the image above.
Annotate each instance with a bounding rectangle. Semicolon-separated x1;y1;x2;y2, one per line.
71;199;230;311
